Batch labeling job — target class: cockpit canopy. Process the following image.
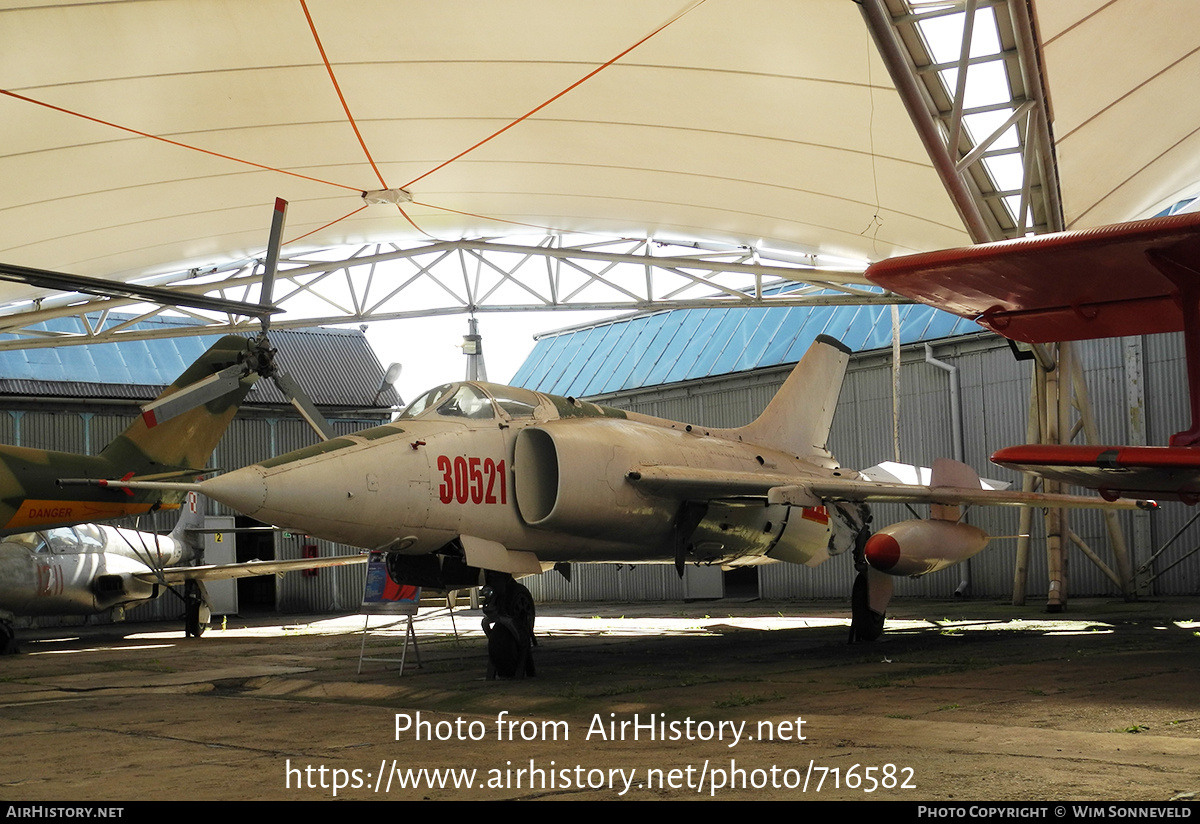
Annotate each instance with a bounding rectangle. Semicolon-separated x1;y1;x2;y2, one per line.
398;381;628;423
6;524;106;555
399;382;543;421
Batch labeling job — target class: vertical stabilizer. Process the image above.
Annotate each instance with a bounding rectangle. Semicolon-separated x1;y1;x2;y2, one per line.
929;457;981;521
100;336;257;473
735;335;851;457
170;491;208;549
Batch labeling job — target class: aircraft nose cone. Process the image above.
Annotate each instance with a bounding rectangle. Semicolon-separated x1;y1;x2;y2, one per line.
864;532;901;572
201;465;269;517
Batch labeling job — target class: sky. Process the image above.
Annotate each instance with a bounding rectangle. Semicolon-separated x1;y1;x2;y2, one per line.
363;309;621;406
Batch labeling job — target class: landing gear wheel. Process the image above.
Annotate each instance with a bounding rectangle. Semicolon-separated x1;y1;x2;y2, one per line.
848;570;885;644
481;578;536;679
185;602;206;638
0;620;17;655
505;583;536;647
184;581;209;638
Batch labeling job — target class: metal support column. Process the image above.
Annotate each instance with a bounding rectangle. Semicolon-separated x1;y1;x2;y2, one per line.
1044;342;1069;612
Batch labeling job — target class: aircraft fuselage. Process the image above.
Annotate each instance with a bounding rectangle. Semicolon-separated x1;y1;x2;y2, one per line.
0;523;189;616
200;382;846;568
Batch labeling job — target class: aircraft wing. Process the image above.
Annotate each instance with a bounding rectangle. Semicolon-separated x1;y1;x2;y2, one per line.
134;553;366;585
863;211;1200;343
625;465;1156;510
992;444;1200;504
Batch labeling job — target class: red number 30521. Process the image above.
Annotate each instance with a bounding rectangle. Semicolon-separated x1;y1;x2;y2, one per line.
437;455;507;505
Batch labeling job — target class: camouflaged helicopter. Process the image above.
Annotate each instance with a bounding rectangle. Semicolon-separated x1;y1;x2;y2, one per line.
0;334;258;536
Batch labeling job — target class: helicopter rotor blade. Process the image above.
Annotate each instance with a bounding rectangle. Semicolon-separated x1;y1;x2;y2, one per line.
139;198;332;442
260;197;287;333
273;369;335;441
141;363;248;429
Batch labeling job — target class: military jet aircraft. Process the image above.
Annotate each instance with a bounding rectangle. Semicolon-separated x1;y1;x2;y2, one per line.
110;335;1152;675
0;492;365;653
0;333;263;536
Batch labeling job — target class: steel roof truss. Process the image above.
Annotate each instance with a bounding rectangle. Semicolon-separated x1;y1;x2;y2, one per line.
0;238;903;351
861;0;1063;242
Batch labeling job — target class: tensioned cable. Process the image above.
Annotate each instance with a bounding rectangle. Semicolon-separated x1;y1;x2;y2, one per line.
2;2;708;253
412;201;579;234
0;85;552;246
299;0;432;238
0;87;362;193
286;204;370;245
400;0;707;190
300;0;387;189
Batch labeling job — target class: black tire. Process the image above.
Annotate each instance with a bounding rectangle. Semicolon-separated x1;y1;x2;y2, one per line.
0;623;18;655
184;594;206;638
849;570;885;643
506;582;536;642
486;622;522;678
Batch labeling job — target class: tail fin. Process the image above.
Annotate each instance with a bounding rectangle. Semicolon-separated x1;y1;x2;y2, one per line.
929;457;981;522
170;491;208;550
100;335;256;473
735;335;851;457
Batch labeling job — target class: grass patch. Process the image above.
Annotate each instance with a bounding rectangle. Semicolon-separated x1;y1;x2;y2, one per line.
713;691;784;709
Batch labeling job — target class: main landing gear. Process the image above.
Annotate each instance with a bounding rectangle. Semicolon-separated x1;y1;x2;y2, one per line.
481;574;536;679
183;580;209;639
849;569;886;643
0;619;17;655
849;528;886;644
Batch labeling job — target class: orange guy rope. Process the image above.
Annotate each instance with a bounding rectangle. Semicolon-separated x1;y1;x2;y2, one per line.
299;0;389;190
401;0;706;190
0;88;361;193
284;203;370;246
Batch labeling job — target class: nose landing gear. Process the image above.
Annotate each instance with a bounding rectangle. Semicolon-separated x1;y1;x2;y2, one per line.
1;619;17;655
481;575;536;679
849;528;888;644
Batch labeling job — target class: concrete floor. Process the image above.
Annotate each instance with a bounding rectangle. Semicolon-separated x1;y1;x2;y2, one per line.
1;597;1198;801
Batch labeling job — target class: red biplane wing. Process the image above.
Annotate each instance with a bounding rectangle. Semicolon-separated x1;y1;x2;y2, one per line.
864;211;1200;343
991;444;1200;504
868;211;1200;450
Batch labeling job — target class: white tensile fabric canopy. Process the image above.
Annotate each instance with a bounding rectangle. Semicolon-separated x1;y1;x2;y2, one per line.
0;0;1195;308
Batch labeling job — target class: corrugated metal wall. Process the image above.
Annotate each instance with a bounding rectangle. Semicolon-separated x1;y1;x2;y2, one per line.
526;564;687;602
11;329;1199;624
523;331;1200;602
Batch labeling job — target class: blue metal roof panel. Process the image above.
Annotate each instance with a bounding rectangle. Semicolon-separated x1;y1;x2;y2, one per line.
680;310;748;381
593;314;666;395
809;305;850;344
584;319;639;396
515;299;983;396
0;314;397;407
756;306;806;365
511;331;566;389
563;321;628;398
647;309;718;387
709;307;768;376
780;305;851;361
534;326;596;395
862;306;901;350
0;315;218;387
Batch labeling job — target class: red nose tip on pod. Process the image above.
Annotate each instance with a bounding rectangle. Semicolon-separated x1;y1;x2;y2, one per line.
864;533;901;572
